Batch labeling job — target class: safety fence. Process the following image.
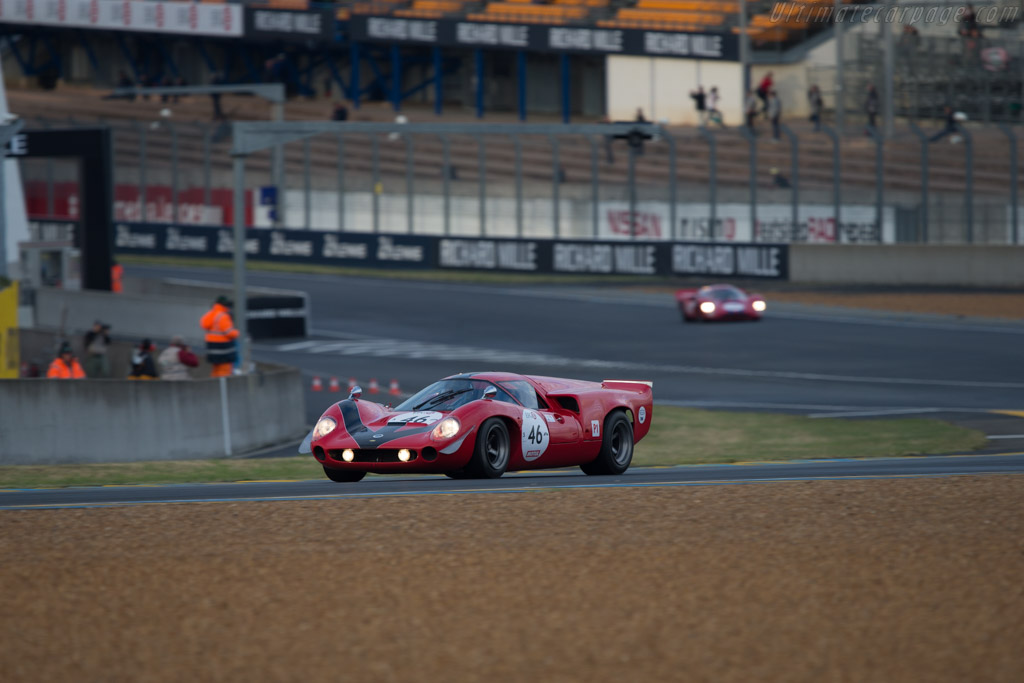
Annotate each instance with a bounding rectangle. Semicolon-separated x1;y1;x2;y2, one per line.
14;118;1024;246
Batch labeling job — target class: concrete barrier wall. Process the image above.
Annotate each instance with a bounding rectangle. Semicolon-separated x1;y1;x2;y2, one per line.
0;364;306;465
790;245;1024;287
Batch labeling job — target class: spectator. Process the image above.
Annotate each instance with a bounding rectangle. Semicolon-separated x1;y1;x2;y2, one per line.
808;85;824;132
865;85;880;133
930;106;959;142
898;24;920;63
771;167;790;188
767;90;782;140
634;107;648;123
964;28;983;66
158;335;199;381
114;71;135;101
46;342;85;379
211;72;226;122
200;295;240;378
129;339;159;380
690;86;707;126
82;321;111;378
745;90;760;132
601;115;615;164
111;259;123;293
332;102;349;122
706;86;726;127
960;3;978;36
756;71;774;117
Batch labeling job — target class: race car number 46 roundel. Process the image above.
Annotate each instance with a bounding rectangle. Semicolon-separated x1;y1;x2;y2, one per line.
521;409;550;461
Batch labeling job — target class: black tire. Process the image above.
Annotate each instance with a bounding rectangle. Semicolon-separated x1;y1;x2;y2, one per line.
580;411;634;476
681;308;694;323
322;466;366;483
465;418;510;479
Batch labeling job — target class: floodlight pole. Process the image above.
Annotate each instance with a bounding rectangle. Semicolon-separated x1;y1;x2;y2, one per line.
232;154;248;373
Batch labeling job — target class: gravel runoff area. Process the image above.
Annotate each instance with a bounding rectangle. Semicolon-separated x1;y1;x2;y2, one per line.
3;476;1023;682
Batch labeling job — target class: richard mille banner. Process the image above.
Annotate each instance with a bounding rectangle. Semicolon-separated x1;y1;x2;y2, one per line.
350;16;739;60
113;224;788;279
244;7;334;42
0;0;242;37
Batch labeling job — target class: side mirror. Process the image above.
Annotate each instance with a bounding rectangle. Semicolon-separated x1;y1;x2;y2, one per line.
482;386;497;400
349;385;362;400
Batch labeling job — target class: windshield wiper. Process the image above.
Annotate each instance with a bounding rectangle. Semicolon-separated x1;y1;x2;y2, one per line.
413;388;472;410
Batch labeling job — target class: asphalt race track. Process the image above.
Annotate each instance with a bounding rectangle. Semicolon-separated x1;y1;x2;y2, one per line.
132;264;1024;421
29;262;1016;508
4;454;1024;509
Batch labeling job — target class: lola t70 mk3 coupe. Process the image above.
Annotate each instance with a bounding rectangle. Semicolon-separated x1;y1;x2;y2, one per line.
300;372;653;482
676;284;766;322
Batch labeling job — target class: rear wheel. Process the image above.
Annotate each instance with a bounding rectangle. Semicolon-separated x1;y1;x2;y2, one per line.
465;418;510;479
580;411;634;476
322;466;366;483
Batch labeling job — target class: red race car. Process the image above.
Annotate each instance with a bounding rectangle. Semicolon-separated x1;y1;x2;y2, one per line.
301;372;653;482
676;284;766;322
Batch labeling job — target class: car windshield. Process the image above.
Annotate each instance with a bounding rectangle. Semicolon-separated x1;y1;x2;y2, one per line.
707;287;745;302
396;379;511;412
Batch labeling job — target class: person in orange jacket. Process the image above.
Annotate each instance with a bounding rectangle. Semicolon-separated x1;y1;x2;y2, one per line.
111;260;124;293
47;342;86;379
200;295;239;377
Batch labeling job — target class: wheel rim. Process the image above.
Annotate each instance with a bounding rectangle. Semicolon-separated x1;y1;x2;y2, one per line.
485;424;509;470
610;422;633;467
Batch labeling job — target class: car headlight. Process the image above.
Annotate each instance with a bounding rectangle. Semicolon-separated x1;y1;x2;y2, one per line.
699;301;716;314
313;416;337;439
431;417;461;440
752;300;767;312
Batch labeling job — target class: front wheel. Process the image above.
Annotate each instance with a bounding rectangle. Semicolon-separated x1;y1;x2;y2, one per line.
465;418;510;479
323;466;366;483
580;411;634;476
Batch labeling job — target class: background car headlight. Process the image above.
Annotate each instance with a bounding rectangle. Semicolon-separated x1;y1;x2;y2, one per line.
699;301;716;314
752;300;767;312
431;417;461;440
313;416;337;439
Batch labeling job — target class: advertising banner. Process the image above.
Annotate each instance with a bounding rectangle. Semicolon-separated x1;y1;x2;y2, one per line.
244;7;334;42
350;16;738;60
0;0;242;37
112;224;789;280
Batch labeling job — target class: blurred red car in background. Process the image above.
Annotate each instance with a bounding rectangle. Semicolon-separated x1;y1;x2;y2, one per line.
676;284;766;322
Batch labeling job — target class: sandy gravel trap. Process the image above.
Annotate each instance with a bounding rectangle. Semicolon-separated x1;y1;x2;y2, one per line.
3;475;1024;682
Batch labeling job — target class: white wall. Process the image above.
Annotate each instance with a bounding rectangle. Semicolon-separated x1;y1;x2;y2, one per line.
606;56;744;125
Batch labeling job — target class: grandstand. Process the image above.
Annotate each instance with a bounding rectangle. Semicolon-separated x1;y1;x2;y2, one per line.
2;0;1024;245
7;85;1018;243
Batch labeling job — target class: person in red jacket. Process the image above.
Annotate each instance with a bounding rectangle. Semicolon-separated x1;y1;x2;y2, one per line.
46;342;86;379
200;296;239;377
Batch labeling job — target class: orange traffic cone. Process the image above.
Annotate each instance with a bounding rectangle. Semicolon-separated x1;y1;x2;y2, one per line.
389;378;401;395
369;378;380;394
328;377;341;392
347;377;357;392
311;376;323;392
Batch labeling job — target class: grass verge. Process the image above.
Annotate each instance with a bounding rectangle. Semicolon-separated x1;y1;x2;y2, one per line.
633;407;987;466
0;407;987;489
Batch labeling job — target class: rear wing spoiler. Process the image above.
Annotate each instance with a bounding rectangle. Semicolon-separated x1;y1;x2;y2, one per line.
602;380;653;392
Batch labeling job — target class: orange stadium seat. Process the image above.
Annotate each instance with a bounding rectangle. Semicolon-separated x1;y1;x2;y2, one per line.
267;0;310;9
